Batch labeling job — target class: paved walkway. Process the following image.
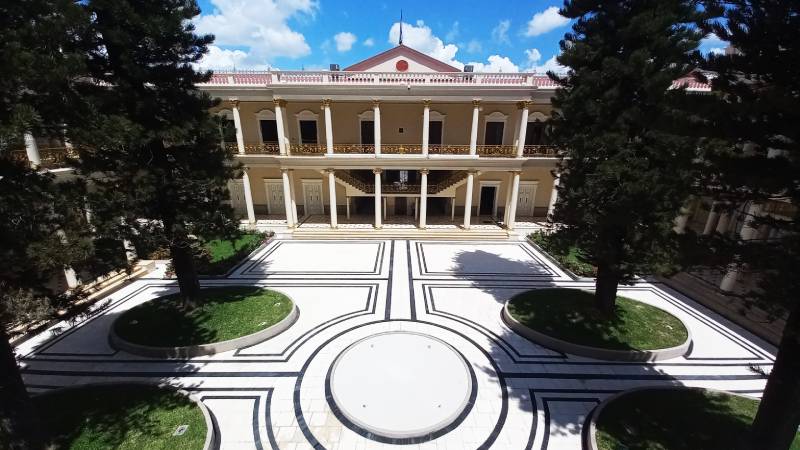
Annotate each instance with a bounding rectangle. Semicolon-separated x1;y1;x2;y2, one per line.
17;239;776;449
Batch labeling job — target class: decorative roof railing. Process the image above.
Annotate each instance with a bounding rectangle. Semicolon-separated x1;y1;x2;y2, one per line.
9;147;78;169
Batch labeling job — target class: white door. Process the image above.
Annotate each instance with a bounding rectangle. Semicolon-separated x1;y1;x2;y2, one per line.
303;181;324;216
229;180;247;218
264;181;284;215
517;183;537;217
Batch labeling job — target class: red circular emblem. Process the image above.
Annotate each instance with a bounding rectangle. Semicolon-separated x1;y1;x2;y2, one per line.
395;59;409;71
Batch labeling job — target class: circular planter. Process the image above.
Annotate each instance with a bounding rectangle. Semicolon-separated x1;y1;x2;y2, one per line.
110;299;299;359
584;386;757;450
34;381;214;450
502;299;692;362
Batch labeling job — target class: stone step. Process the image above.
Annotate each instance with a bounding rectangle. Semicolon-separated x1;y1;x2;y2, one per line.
290;227;513;240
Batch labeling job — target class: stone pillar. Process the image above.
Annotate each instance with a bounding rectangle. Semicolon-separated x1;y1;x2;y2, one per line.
419;169;429;228
24;132;41;168
281;169;295;228
702;202;721;235
506;171;521;230
673;200;692;234
346;197;351;219
503;171;514;225
288;170;298;224
451;197;456;222
547;174;560;219
242;169;256;224
373;169;382;228
516;101;529;157
323;99;334;155
421;100;431;157
716;211;732;235
231;100;245;154
719;263;740;292
720;202;762;292
463;171;475;229
327;169;338;228
373;100;381;156
56;230;79;289
122;238;138;264
274;99;288;155
469;100;480;156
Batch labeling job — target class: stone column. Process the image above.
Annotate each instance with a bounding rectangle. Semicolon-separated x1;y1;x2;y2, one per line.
373;101;382;156
24;132;41;168
242;169;256;224
281;169;295;228
346;197;351;219
451;198;456;222
673;199;693;234
463;171;475;229
56;230;79;289
547;174;560;219
469;100;480;156
323;99;334;155
503;171;514;224
506;171;521;230
516;101;529;157
288;170;298;223
373;169;382;228
720;202;762;292
419;169;429;228
327;169;338;228
702;201;721;235
231;100;245;154
716;211;732;235
274;99;288;155
421;100;431;157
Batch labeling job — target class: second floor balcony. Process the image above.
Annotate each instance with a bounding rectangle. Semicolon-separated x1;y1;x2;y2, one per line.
225;142;556;158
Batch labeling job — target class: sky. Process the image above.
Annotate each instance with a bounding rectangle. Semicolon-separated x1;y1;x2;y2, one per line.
193;0;728;72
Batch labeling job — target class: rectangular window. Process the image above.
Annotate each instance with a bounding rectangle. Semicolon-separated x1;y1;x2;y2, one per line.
484;121;504;145
299;120;318;144
525;121;546;145
428;120;443;145
260;119;278;143
360;120;375;144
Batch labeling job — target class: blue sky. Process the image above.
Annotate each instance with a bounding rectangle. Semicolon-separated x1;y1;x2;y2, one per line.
194;0;727;72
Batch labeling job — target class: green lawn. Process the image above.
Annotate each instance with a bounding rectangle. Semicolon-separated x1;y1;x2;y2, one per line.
596;388;800;450
197;232;265;275
506;288;688;351
528;232;595;277
35;384;206;449
115;286;293;347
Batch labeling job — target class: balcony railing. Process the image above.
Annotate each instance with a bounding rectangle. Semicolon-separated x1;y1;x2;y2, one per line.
523;145;557;157
476;145;516;157
232;141;558;158
428;145;470;155
10;147;78;169
226;142;280;154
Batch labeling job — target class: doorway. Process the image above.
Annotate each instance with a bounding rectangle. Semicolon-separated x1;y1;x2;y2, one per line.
302;180;324;216
516;182;538;217
263;180;284;215
478;184;498;217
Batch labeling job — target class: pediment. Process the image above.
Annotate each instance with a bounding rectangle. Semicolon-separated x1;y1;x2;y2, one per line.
343;44;460;73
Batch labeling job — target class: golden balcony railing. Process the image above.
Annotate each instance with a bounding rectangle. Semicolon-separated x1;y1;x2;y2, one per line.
428;144;471;155
332;144;374;154
380;144;422;155
523;145;557;157
226;142;281;155
290;143;326;155
476;145;517;157
9;147;78;169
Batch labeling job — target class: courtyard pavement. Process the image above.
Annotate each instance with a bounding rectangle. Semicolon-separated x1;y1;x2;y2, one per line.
16;239;776;449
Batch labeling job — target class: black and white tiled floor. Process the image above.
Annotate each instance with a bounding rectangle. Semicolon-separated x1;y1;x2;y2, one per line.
17;239;776;449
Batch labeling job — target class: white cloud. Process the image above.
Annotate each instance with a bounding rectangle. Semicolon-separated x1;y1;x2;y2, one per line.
525;48;542;64
468;55;519;73
389;20;463;68
466;39;482;53
525;6;569;37
363;37;375;47
526;55;568;74
700;32;728;55
445;21;460;42
334;32;357;52
199;46;249;69
195;0;317;68
492;20;511;44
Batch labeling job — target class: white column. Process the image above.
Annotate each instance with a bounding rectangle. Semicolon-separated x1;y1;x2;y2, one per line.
463;171;475;229
288;170;298;223
516;101;530;157
24;132;41;168
327;169;338;228
503;171;514;224
673;199;693;234
323;99;334;155
56;230;79;289
373;101;382;156
231;100;245;154
719;263;740;292
547;174;560;219
739;202;763;240
373;169;382;228
346;197;351;219
506;171;521;230
469;100;480;156
421;100;430;157
451;197;456;222
716;211;732;234
281;169;295;228
242;169;256;224
122;239;137;263
383;197;388;222
702;202;720;235
274;99;288;155
419;169;429;228
414;198;419;221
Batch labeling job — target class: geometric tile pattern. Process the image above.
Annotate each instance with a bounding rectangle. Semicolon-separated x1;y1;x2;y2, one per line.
16;239;776;450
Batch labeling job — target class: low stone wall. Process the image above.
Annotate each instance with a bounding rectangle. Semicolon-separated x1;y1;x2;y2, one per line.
502;300;692;362
110;302;299;359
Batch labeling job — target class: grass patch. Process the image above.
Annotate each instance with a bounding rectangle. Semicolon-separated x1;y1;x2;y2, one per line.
507;288;688;351
35;384;206;449
529;232;595;277
196;232;266;275
596;388;800;450
115;286;293;347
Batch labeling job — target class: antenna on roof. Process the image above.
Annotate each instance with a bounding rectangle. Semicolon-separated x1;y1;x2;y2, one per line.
399;10;403;45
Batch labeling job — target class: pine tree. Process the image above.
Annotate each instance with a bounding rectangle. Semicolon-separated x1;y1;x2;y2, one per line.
69;0;238;304
691;2;800;448
548;0;710;314
0;0;90;446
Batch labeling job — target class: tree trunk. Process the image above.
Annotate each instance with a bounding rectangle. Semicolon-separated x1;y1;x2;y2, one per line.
0;328;42;449
748;304;800;450
170;242;201;305
595;263;619;316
